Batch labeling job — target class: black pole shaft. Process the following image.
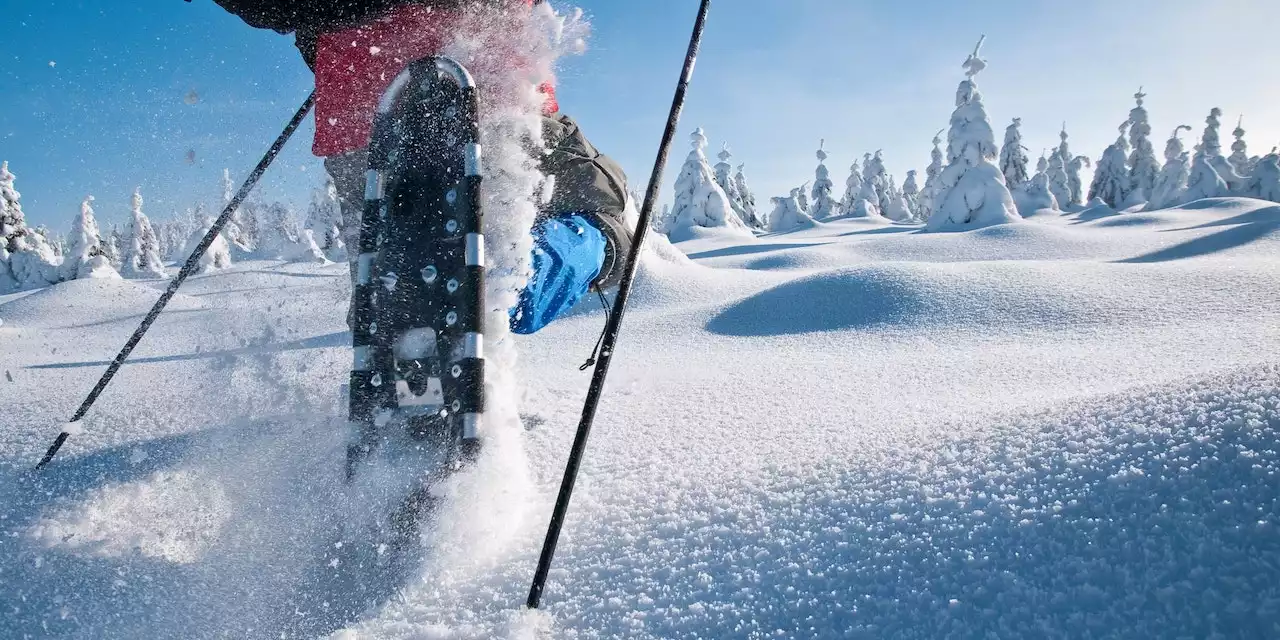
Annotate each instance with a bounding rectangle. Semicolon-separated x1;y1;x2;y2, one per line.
526;0;712;610
36;93;316;470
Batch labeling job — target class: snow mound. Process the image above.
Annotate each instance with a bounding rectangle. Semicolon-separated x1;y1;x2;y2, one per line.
708;260;1280;336
0;278;202;329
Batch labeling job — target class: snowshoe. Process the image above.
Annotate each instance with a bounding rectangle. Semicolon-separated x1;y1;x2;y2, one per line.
347;56;487;517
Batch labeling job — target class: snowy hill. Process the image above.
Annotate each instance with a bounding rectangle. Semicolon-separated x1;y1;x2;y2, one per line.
4;199;1280;638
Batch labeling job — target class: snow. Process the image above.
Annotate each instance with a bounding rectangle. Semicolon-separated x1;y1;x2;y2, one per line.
5;194;1280;637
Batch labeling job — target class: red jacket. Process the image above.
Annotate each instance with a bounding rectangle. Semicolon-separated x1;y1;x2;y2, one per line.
312;1;556;157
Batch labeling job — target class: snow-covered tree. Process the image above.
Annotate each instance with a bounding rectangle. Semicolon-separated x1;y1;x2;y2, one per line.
256;202;328;262
168;206;205;261
919;130;945;219
61;196;120;280
1245;148;1280;203
768;187;816;232
883;175;913;222
305;177;346;261
1016;153;1058;213
796;182;810;213
1229;115;1252;179
926;37;1020;231
840;160;863;215
221;168;253;252
102;224;123;270
123;187;167;278
733;164;763;229
999;117;1030;191
1185;147;1228;202
1067;154;1091;209
185;214;233;272
901;170;921;221
1125;89;1161;207
1047;127;1072;209
1147;125;1193;210
652;204;673;235
847;171;885;220
1088;120;1131;208
859;152;885;210
809;141;839;220
1199;107;1245;192
712;144;750;226
667;128;746;238
868;152;897;215
0;162;60;291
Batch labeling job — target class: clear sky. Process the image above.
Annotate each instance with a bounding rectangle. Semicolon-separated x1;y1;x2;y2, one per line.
5;0;1280;232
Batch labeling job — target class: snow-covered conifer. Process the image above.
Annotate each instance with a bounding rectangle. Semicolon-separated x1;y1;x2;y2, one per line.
1245;148;1280;203
1067;154;1091;209
809;141;839;220
220;168;253;252
62;196;119;280
840;160;863;215
1184;146;1228;202
1124;89;1161;207
1016;153;1058;213
733;164;763;229
652;204;673;235
1147;125;1194;210
1199;107;1245;192
1;162;60;290
919;131;945;218
184;214;233;272
867;151;896;215
305;177;346;261
103;225;123;270
168;206;204;262
1229;115;1252;179
902;170;921;220
668;128;746;238
712;144;752;227
768;187;816;232
1088;120;1131;208
848;171;885;220
999;117;1030;191
884;175;912;222
926;37;1020;231
859;152;883;208
124;187;167;278
1047;126;1072;209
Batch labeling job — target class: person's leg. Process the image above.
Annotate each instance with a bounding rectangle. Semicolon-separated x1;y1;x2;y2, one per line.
323;149;370;323
510;115;634;335
540;114;633;289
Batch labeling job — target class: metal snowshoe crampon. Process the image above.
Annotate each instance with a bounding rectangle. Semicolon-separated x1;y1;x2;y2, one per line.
348;56;486;488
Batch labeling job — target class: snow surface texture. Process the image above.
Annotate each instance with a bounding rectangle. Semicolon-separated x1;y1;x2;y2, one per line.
7;181;1280;640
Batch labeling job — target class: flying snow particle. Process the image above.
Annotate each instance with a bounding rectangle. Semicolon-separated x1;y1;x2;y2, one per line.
370;46;382;55
48;61;56;68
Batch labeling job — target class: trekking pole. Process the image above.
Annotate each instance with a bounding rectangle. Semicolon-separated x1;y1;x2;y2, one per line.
36;92;316;470
526;0;712;609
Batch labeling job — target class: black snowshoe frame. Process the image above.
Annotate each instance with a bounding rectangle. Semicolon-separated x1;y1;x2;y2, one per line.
348;56;486;478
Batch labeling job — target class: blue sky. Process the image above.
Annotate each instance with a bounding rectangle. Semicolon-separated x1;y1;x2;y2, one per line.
5;0;1280;232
